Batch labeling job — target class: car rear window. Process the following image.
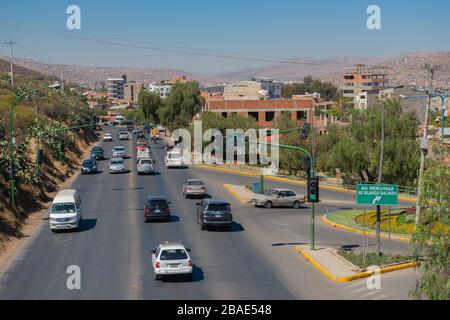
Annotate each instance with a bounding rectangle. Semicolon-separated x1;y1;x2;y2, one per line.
188;180;204;186
160;249;188;261
169;153;181;159
147;200;168;208
207;204;229;211
141;159;153;164
111;159;123;164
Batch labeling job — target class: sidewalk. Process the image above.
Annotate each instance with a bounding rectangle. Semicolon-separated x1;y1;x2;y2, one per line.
295;246;417;282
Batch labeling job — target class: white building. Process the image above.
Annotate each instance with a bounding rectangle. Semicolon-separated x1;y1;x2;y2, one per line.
223;78;282;100
148;81;172;99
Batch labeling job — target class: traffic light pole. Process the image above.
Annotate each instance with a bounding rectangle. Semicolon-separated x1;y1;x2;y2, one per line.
253;140;316;250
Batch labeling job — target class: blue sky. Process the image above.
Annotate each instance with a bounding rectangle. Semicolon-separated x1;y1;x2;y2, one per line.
0;0;449;74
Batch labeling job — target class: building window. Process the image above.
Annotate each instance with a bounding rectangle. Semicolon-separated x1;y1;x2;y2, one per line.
296;111;307;120
265;112;275;122
248;112;259;121
221;112;228;118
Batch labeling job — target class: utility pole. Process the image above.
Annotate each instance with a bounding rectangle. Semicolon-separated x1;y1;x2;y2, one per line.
416;64;440;224
376;101;385;256
4;39;17;87
60;62;65;91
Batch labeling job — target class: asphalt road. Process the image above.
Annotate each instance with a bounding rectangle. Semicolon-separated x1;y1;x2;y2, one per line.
0;128;419;300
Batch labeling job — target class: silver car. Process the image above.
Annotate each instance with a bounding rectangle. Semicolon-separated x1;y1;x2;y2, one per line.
252;189;306;209
151;242;193;281
109;158;126;174
182;179;206;198
112;146;126;158
137;158;154;175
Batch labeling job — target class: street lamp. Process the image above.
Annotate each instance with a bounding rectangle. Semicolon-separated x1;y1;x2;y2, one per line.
9;83;60;207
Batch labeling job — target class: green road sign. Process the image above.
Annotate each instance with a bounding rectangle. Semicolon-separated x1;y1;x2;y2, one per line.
356;184;398;205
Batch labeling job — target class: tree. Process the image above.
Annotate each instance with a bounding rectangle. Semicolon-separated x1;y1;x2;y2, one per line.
282;76;340;101
410;163;450;300
317;99;420;186
137;91;161;123
158;82;203;132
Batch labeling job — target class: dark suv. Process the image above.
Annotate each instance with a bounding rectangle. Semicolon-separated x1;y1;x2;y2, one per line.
196;199;233;231
90;147;105;160
144;196;171;222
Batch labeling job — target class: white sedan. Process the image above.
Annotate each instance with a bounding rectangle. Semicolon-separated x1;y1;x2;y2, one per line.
103;133;113;142
151;242;193;281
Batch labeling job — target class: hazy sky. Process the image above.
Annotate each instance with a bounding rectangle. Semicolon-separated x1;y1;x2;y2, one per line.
0;0;449;74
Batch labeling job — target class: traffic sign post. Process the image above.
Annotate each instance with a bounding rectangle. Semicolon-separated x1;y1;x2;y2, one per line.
356;184;399;206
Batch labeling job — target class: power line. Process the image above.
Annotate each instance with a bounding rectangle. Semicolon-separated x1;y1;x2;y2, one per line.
0;23;361;68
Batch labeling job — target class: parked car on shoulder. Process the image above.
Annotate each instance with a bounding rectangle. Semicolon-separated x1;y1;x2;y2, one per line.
151;241;192;281
252;189;306;209
144;196;171;222
196;199;233;231
182;179;206;198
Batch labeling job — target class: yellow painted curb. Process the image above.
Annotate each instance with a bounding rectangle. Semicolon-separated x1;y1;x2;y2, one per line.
294;246;417;282
196;165;416;203
322;215;411;243
223;184;247;204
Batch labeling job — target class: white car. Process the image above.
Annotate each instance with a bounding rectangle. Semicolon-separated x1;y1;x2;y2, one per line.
137;157;154;175
165;151;183;168
112;146;127;158
118;131;129;140
151;242;193;281
49;190;82;232
109;158;126;174
103;133;113;142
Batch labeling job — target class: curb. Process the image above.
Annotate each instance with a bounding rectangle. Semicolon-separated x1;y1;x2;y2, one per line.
196;165;416;203
294;246;417;282
223;184;249;204
322;215;411;243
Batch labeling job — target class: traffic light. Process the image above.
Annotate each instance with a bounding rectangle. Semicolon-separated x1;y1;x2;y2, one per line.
307;176;320;203
300;123;311;140
301;157;311;177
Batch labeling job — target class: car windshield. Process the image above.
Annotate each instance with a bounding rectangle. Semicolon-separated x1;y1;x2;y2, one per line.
111;159;123;165
115;147;125;151
188;180;203;186
207;204;228;211
147;200;168;209
160;249;188;261
52;203;76;213
264;190;278;196
141;159;153;164
83;161;94;166
169;153;181;159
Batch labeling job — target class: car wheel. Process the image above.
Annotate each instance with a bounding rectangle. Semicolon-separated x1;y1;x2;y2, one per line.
264;201;273;209
293;201;301;209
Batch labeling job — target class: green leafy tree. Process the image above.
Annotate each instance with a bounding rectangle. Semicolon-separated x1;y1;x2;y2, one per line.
282;76;340;101
137;91;161;123
410;163;450;300
158;82;203;132
317;99;420;186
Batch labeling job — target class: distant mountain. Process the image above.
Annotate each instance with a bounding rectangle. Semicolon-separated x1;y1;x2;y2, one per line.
3;52;450;90
0;56;203;89
210;52;450;89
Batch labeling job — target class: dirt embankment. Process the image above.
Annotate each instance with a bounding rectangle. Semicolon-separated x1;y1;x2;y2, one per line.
0;129;99;263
